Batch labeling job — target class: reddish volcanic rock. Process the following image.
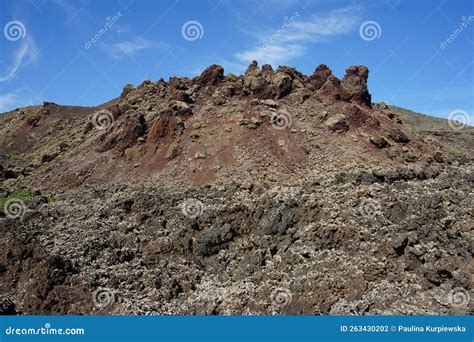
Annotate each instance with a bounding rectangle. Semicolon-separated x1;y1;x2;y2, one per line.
198;64;224;85
99;114;148;152
310;64;333;90
245;60;260;76
341;65;371;107
1;61;446;195
316;74;349;103
40;101;59;115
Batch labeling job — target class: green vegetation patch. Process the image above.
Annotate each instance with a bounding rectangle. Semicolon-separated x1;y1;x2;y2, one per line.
447;150;463;160
0;189;35;214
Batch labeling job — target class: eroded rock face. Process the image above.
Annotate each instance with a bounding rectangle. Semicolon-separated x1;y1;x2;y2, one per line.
90;62;383;158
310;64;333;90
272;72;293;99
317;75;349;103
98;114;148;152
98;61;380;154
341;65;371;106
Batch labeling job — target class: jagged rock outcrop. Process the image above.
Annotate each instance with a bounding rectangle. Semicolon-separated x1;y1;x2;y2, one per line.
341;65;371;106
95;62;382;155
310;64;332;90
198;64;224;85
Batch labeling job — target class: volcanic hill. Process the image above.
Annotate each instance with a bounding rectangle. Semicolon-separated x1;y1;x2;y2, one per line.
0;62;472;315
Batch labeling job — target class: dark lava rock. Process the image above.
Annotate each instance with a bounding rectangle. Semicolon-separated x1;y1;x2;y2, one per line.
388;129;410;143
370;136;390;148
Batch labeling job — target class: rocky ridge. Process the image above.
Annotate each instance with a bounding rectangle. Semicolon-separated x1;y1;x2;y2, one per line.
0;62;472;315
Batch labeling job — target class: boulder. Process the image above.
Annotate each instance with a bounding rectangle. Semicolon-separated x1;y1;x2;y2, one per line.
171;90;193;104
121;84;134;98
41;153;58;163
369;136;390;148
272;72;292;98
324;113;349;132
170;101;192;116
244;76;266;93
261;64;273;75
40;102;58;115
388;129;410;143
245;60;260;76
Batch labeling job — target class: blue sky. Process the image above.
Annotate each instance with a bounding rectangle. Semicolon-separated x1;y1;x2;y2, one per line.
0;0;472;123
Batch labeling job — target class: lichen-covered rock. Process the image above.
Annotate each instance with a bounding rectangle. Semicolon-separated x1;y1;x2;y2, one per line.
0;163;471;315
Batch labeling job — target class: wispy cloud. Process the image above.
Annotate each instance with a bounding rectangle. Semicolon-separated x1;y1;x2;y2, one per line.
52;0;87;24
235;6;361;66
235;44;305;68
0;91;19;112
0;37;38;82
100;36;166;60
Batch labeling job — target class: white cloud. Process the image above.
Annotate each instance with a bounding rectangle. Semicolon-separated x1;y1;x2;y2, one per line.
235;6;361;66
235;44;305;67
0;91;19;112
0;37;38;82
101;36;166;60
